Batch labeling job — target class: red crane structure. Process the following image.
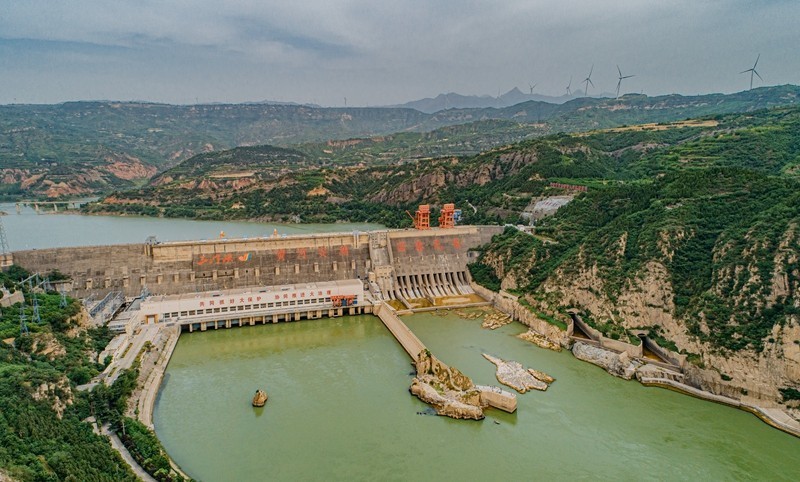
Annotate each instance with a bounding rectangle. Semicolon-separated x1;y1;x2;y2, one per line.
438;203;455;229
406;204;431;230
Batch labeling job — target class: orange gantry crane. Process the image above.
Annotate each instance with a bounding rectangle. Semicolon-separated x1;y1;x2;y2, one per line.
407;203;457;230
407;204;431;230
438;203;455;229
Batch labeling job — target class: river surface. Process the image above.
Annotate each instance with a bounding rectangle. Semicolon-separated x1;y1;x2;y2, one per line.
0;202;383;250
154;313;800;481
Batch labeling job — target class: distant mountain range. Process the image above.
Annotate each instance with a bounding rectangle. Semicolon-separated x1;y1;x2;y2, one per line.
389;87;608;113
2;85;800;199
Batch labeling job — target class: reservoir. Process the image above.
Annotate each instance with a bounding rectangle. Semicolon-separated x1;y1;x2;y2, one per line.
0;202;384;250
154;313;800;481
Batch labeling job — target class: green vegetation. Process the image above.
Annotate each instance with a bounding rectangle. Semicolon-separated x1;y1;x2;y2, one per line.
0;267;136;481
120;417;183;481
468;105;800;354
4;85;800;200
779;387;800;401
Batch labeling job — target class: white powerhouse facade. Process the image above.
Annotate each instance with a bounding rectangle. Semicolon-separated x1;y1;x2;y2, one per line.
139;279;365;328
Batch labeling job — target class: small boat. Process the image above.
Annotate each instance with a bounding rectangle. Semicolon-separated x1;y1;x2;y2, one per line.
252;389;268;407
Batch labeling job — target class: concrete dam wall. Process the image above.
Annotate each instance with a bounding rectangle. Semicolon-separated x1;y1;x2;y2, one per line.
12;226;503;299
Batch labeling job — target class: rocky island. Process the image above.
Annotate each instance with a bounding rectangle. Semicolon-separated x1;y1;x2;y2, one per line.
482;353;554;393
410;350;485;420
252;389;268;407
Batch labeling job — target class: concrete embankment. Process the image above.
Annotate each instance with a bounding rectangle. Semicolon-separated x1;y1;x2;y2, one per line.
139;325;181;429
471;283;800;438
640;378;800;438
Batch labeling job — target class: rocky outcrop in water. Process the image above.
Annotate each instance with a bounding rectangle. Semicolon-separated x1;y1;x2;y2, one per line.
252;389;268;407
410;350;485;420
482;312;512;330
518;329;562;351
482;354;553;393
571;342;640;380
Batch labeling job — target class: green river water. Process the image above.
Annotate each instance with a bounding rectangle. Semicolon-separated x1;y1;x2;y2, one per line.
154;313;800;481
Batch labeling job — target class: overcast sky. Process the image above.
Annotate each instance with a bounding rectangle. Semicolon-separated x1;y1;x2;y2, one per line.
1;1;798;106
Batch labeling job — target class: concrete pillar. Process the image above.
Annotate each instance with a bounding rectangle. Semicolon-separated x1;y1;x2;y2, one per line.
294;312;301;321
140;275;146;286
104;278;111;288
314;262;319;273
294;264;300;274
85;278;93;290
173;273;180;283
274;266;280;275
273;314;279;323
190;272;196;282
332;261;338;272
189;324;193;333
201;322;207;331
156;274;163;285
212;270;218;280
255;267;260;278
226;320;231;328
328;309;335;317
234;268;239;279
123;276;130;288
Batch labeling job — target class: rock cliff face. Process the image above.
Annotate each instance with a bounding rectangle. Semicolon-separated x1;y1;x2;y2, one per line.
410;350;484;420
477;223;800;407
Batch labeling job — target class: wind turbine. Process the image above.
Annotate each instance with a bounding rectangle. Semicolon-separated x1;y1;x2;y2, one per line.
740;54;762;90
566;76;573;96
529;82;537;95
582;65;594;97
616;65;635;98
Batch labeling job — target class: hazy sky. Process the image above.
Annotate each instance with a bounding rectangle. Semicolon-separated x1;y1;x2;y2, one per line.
1;1;798;106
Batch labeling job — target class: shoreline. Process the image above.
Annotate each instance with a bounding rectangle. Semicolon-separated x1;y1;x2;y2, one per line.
640;378;800;438
469;283;800;440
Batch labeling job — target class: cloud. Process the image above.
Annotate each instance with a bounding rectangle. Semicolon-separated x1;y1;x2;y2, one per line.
1;1;798;105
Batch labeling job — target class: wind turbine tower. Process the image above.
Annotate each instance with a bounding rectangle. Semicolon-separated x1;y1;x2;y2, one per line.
616;65;635;98
740;54;762;90
566;76;572;96
582;65;594;97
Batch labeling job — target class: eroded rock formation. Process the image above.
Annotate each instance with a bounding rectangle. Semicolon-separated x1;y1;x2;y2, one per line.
410;350;484;420
571;342;640;380
482;312;512;330
482;353;553;393
518;329;562;351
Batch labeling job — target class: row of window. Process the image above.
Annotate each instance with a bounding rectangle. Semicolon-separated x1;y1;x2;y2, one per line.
161;297;334;319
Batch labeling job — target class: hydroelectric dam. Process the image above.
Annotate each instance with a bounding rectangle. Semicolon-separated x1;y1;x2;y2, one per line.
11;225;502;305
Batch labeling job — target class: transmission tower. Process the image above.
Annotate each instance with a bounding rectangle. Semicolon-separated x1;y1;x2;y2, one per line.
28;276;41;324
19;302;29;336
0;217;9;256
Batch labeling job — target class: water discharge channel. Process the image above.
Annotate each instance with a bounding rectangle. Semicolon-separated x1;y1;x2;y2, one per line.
154;313;800;481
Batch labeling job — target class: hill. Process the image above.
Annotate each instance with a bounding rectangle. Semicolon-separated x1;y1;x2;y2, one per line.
3;85;800;200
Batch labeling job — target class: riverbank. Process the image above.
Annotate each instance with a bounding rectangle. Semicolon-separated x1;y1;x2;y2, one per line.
469;282;800;439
